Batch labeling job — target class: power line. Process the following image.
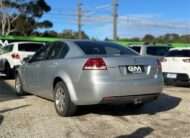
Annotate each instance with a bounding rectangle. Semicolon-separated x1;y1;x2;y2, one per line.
48;0;190;38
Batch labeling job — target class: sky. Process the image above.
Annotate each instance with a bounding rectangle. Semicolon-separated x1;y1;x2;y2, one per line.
42;0;190;39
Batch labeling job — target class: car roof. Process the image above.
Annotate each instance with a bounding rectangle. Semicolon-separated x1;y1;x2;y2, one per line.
60;40;121;46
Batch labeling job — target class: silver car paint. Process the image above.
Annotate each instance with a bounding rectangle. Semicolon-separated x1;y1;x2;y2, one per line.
18;40;163;105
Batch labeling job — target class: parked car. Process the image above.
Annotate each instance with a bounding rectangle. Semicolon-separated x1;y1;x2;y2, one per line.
162;47;190;85
15;40;163;117
0;42;44;77
129;45;172;58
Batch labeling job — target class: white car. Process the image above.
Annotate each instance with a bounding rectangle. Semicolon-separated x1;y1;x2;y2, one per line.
161;47;190;85
129;45;171;58
0;42;44;77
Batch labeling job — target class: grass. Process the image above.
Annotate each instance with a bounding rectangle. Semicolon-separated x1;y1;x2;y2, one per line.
0;35;62;42
116;40;190;48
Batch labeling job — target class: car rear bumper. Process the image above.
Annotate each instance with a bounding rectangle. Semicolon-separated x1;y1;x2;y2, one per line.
100;93;160;104
73;77;163;105
163;72;190;85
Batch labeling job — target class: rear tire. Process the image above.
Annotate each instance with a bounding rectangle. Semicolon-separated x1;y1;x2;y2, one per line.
15;74;26;96
54;82;77;117
5;63;11;78
5;63;14;79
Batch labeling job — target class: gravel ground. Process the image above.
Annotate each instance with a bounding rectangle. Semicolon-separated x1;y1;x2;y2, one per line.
0;79;190;138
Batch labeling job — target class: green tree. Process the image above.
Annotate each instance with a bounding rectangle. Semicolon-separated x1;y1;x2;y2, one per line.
0;0;52;36
143;34;155;43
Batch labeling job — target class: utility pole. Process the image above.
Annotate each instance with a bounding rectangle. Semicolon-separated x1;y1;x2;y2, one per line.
112;0;118;40
77;0;82;39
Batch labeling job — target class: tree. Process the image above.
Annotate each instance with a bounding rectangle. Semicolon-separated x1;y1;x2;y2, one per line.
42;30;58;37
0;0;52;36
0;0;18;35
58;30;89;39
143;34;155;43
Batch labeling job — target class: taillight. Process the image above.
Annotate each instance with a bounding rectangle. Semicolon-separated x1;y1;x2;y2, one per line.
156;59;162;72
183;59;190;63
11;53;20;59
83;58;107;70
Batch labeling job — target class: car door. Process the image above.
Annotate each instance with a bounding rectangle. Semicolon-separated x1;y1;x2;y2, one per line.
37;42;69;99
23;46;52;93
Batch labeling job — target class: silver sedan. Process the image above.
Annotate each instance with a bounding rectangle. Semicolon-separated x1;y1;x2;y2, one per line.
15;40;163;117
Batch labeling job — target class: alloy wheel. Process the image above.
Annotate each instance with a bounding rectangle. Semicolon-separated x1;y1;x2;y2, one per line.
55;87;66;113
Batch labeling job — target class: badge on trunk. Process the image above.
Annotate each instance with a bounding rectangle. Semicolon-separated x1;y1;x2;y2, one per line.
127;65;144;74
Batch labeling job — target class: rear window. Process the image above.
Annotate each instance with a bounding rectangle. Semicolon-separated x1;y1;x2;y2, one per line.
18;43;44;52
130;47;141;53
75;41;137;56
147;46;171;56
167;50;190;57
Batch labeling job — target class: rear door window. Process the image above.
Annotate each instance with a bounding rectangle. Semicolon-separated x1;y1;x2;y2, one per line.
47;42;69;60
18;43;44;52
75;41;137;56
30;46;52;63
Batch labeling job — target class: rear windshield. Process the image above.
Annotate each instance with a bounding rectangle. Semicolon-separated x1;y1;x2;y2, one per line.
167;50;190;57
147;46;171;56
18;43;44;52
75;41;137;56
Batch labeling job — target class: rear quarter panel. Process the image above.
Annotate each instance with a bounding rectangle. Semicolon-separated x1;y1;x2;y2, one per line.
48;58;86;102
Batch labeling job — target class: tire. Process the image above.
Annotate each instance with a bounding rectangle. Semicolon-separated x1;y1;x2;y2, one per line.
54;81;77;117
5;63;14;79
15;74;26;96
5;63;11;78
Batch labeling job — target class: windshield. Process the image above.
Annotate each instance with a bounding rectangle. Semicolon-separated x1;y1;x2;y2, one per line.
75;41;137;56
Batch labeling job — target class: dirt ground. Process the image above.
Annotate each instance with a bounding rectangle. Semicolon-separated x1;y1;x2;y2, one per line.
0;78;190;138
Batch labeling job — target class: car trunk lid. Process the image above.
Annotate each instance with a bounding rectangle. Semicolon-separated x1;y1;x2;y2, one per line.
103;55;157;80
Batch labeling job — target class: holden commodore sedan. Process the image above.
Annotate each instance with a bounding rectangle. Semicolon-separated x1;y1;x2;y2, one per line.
15;40;163;117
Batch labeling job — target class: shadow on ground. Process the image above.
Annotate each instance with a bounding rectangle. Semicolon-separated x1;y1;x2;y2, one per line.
76;93;181;116
0;77;24;102
0;105;30;114
116;127;154;138
0;105;30;126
